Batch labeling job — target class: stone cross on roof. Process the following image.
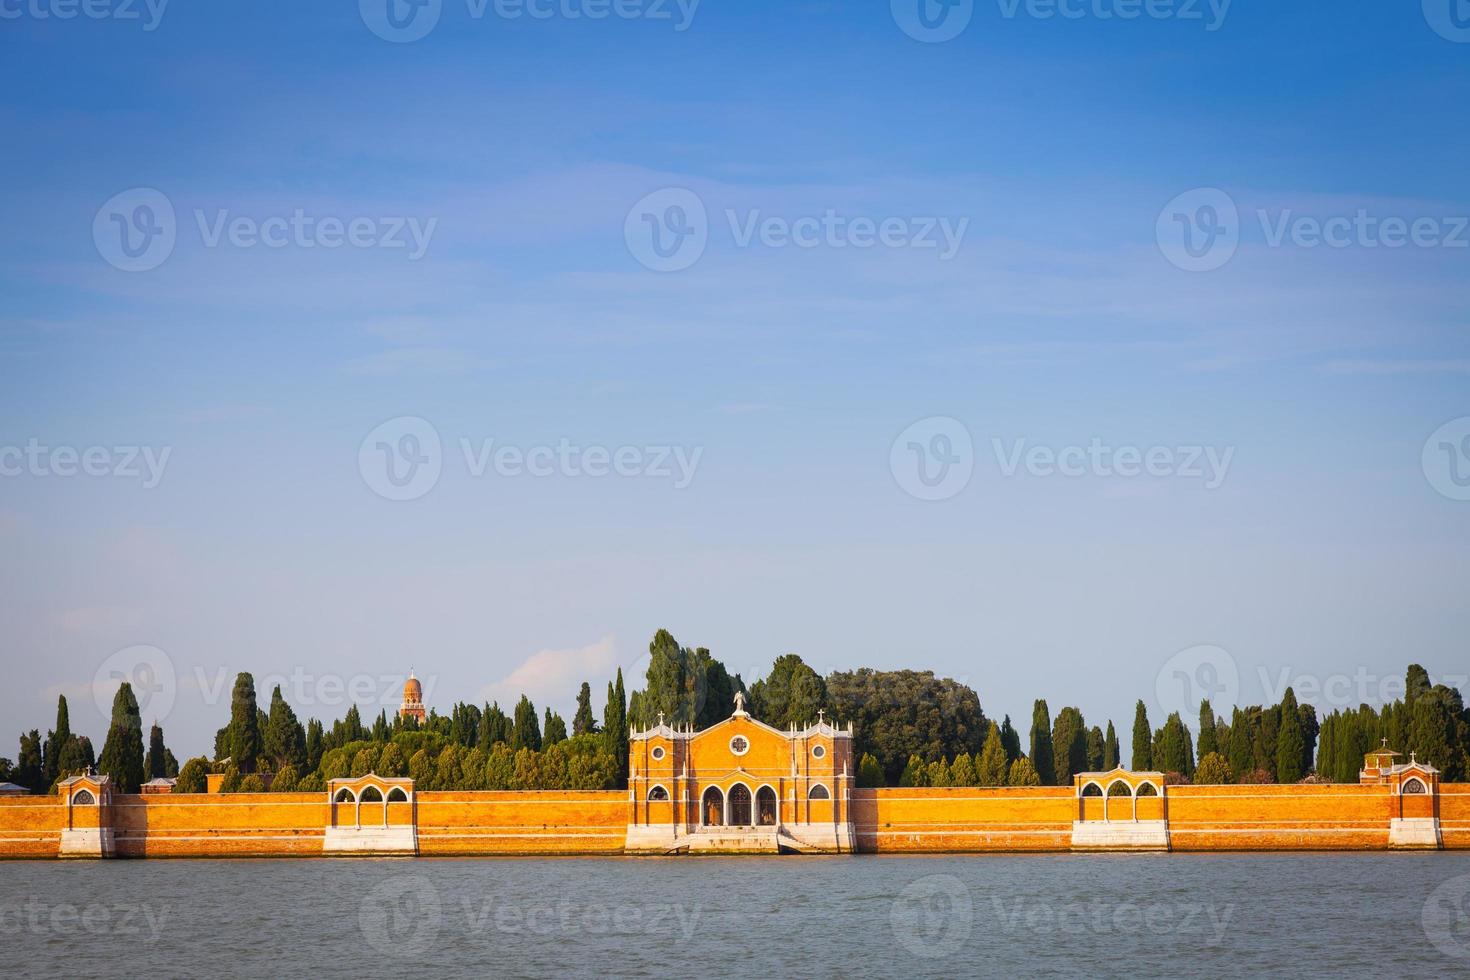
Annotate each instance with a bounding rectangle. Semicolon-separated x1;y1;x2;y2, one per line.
657;711;665;727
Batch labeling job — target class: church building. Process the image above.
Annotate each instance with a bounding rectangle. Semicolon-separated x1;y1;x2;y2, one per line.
624;691;855;853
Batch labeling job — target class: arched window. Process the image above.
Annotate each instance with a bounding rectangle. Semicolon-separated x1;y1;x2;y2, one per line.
1107;780;1132;797
809;783;831;800
651;746;666;761
359;786;384;803
71;789;95;806
333;787;356;803
701;786;724;826
729;783;753;825
1081;782;1103;797
1403;778;1427;795
647;785;670;802
386;786;409;802
1135;782;1159;797
812;744;826;759
756;786;778;826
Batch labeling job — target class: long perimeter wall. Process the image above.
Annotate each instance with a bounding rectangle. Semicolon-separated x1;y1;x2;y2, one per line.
2;783;1465;858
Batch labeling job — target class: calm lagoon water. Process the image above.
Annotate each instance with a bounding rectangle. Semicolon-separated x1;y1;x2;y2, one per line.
5;853;1470;977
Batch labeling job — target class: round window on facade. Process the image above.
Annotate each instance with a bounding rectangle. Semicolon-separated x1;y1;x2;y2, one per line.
651;746;665;761
812;744;826;759
729;735;750;756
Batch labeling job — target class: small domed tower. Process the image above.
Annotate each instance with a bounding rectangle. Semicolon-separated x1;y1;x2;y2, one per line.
399;670;425;723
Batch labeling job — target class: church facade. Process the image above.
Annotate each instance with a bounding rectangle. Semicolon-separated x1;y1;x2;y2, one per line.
624;692;856;853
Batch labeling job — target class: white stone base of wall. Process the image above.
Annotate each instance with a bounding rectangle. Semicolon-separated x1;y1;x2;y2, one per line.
1070;820;1170;851
59;827;115;858
322;825;418;855
624;823;856;854
1388;817;1441;849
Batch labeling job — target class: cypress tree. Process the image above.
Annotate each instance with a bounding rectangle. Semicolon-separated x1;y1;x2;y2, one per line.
1408;689;1458;776
43;695;71;787
228;672;262;773
1276;689;1305;784
145;723;167;780
573;682;598;736
977;721;1009;786
1154;712;1194;777
999;715;1021;763
1297;703;1319;776
1085;725;1105;772
1227;707;1252;776
1131;701;1152;770
603;669;628;783
1029;700;1054;785
1103;721;1119;770
926;759;952;787
543;708;567;746
1257;707;1280;774
97;682;145;792
15;730;43;791
264;686;306;771
898;755;927;787
305;719;324;772
1197;700;1217;757
1405;664;1431;708
1050;707;1087;785
512;696;542;751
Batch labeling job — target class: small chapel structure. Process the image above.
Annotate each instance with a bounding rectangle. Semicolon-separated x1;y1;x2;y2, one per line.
625;691;855;853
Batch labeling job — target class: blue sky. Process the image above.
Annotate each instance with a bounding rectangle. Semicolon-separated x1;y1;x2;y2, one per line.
2;1;1467;757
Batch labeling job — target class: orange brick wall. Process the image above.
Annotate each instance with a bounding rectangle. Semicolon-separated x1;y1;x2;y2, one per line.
0;796;66;858
414;790;626;855
112;793;329;857
1149;784;1392;850
853;787;1076;852
1440;785;1470;849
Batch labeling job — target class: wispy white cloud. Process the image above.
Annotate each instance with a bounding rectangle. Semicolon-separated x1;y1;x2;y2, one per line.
482;636;619;713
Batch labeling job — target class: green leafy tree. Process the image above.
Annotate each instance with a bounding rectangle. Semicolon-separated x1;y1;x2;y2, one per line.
228;673;262;773
218;766;241;793
1008;756;1042;786
1131;701;1152;770
1405;664;1432;708
238;773;265;793
976;722;1009;787
603;669;628;782
1227;707;1252;776
484;744;514;789
349;745;379;778
174;756;210;793
271;765;300;792
826;669;987;785
926;759;952;787
572;682;598;736
407;748;433;786
898;755;928;787
748;654;829;729
1153;711;1195;778
949;751;978;786
1029;700;1054;785
305;719;324;772
856;752;885;788
378;742;407;776
1085;725;1105;772
1408;686;1462;779
1194;751;1233;785
98;683;145;792
263;686;307;771
1050;706;1087;785
15;730;43;791
480;702;512;748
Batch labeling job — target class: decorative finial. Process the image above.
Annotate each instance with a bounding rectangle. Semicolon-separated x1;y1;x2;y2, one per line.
733;690;747;715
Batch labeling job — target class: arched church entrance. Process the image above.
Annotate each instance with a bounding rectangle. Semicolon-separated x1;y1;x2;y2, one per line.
702;786;725;826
